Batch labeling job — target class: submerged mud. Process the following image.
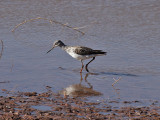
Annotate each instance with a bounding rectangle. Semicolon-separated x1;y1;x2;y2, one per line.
0;89;159;120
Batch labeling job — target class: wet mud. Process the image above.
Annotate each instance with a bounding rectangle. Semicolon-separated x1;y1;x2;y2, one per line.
0;89;159;120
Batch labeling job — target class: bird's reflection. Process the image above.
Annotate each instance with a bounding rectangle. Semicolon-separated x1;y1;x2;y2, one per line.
60;73;102;97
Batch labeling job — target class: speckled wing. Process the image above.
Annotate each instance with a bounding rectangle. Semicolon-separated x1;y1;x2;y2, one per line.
74;46;106;55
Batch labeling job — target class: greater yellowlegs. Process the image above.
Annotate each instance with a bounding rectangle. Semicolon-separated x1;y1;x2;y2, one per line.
47;40;107;72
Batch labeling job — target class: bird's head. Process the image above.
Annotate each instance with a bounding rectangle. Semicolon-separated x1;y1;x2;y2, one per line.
47;40;65;53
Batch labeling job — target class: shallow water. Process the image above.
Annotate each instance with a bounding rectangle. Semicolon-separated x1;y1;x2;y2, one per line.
0;0;160;106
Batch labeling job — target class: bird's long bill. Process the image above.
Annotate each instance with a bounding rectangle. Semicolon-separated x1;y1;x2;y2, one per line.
46;46;54;54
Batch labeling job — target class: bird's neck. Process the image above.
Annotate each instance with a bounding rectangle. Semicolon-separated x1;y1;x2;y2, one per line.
60;44;67;50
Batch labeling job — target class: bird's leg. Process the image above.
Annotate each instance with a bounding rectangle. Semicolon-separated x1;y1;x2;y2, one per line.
80;60;84;73
85;57;95;72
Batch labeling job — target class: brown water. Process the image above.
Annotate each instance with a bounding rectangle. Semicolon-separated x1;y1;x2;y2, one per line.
0;0;160;105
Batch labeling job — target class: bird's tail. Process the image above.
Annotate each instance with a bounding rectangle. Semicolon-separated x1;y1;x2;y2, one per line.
93;50;107;55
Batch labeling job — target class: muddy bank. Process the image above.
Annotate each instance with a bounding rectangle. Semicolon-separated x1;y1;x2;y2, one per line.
0;89;160;120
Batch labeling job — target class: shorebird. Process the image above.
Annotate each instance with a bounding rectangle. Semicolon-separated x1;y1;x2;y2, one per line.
47;40;106;72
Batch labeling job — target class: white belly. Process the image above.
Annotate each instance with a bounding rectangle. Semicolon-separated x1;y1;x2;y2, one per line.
65;47;105;61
